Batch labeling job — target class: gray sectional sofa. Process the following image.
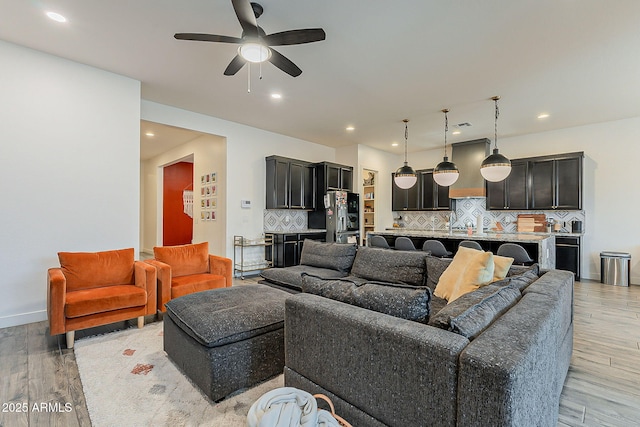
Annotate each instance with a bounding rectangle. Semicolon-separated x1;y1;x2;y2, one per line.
260;240;574;427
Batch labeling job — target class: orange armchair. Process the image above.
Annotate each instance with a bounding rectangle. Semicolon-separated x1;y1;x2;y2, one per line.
47;248;157;349
145;242;232;313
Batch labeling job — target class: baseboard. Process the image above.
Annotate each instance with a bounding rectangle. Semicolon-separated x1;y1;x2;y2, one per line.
0;309;47;329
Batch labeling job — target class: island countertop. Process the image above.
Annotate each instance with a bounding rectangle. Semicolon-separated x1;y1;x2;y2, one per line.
368;229;556;269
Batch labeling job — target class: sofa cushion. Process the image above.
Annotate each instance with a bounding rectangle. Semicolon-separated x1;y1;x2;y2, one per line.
58;248;135;292
299;240;357;273
301;274;431;323
509;265;541;291
65;284;147;318
434;247;494;302
507;263;538;277
428;279;511;330
449;283;522;340
261;265;348;291
425;256;453;292
154;242;209;277
350;246;427;287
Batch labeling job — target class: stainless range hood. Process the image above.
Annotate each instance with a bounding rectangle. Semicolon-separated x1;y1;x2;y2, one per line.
449;138;490;198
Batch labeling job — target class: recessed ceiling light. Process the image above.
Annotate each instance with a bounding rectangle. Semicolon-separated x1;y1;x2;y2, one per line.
537;113;550;119
346;126;355;131
145;132;155;137
391;142;399;147
46;11;67;23
271;93;282;99
452;130;461;135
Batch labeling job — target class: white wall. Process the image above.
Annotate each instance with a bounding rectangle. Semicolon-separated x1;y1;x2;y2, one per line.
497;117;640;283
141;101;335;258
141;134;227;255
0;41;141;328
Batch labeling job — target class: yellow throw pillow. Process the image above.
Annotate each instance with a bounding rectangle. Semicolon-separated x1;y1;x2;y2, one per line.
493;255;514;282
434;246;484;301
448;251;495;302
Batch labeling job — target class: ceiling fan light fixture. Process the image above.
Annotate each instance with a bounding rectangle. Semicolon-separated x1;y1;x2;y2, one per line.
239;42;271;63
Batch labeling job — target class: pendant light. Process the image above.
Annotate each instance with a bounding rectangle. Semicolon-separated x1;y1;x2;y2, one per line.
433;109;459;186
394;119;417;189
481;96;512;182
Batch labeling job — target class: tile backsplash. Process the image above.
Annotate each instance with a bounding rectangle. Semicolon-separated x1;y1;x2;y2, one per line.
395;198;585;233
263;209;309;231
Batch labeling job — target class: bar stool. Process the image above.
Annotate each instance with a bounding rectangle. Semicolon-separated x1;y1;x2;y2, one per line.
370;235;391;249
459;240;482;251
422;240;452;258
394;237;417;251
497;243;534;265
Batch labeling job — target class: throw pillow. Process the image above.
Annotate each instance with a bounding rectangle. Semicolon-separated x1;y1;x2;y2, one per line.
449;283;522;340
493;255;514;282
425;256;453;292
299;240;357;273
428;282;509;330
350;246;427;287
448;251;495;302
434;246;494;302
301;274;431;323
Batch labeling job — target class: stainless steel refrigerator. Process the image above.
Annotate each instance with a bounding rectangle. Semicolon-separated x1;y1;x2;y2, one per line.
323;191;360;243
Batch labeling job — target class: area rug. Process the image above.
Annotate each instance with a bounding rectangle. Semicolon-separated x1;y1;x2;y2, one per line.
74;321;283;427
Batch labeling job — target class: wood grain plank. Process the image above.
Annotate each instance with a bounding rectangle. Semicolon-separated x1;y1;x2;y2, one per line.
0;324;29;427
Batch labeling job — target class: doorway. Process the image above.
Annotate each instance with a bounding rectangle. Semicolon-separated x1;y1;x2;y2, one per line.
163;161;194;246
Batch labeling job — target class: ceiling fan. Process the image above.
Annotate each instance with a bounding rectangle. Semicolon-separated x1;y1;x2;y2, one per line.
174;0;326;77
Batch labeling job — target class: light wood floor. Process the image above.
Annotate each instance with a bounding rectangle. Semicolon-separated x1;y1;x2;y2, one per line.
0;277;638;426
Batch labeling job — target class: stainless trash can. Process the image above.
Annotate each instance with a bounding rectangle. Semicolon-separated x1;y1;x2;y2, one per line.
600;251;631;286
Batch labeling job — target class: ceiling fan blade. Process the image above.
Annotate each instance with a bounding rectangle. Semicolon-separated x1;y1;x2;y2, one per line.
174;33;243;43
268;48;302;77
232;0;259;38
224;54;247;76
263;28;326;46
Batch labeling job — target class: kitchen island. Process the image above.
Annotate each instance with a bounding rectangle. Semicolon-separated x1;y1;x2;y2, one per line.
368;229;556;269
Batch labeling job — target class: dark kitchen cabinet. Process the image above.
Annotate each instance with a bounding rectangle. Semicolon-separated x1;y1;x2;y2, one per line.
486;160;528;210
419;170;450;210
266;156;316;210
556;236;580;280
486;152;582;211
530;153;582;210
271;231;325;267
392;172;421;211
315;162;353;193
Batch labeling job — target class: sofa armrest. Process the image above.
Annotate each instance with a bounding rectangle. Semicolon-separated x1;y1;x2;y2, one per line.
47;268;67;335
134;261;157;315
209;254;232;287
285;293;469;427
457;288;573;427
145;259;171;312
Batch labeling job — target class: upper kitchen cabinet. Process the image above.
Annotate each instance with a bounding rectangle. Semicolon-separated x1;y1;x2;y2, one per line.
391;172;421;211
486;152;583;211
419;170;450;210
315;162;353;193
265;156;316;210
486;160;528;210
530;153;583;210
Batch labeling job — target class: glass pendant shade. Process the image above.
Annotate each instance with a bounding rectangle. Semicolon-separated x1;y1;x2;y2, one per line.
434;156;460;186
480;148;512;182
394;163;417;189
239;43;271;63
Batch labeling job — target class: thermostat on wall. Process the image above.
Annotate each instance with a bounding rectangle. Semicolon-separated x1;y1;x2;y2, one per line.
241;200;251;209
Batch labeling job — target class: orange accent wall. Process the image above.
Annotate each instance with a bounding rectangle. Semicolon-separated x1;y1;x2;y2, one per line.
163;162;193;246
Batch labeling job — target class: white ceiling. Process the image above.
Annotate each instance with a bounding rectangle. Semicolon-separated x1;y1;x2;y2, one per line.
3;0;640;156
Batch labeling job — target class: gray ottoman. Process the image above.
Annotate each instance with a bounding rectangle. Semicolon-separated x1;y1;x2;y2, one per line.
163;284;289;402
